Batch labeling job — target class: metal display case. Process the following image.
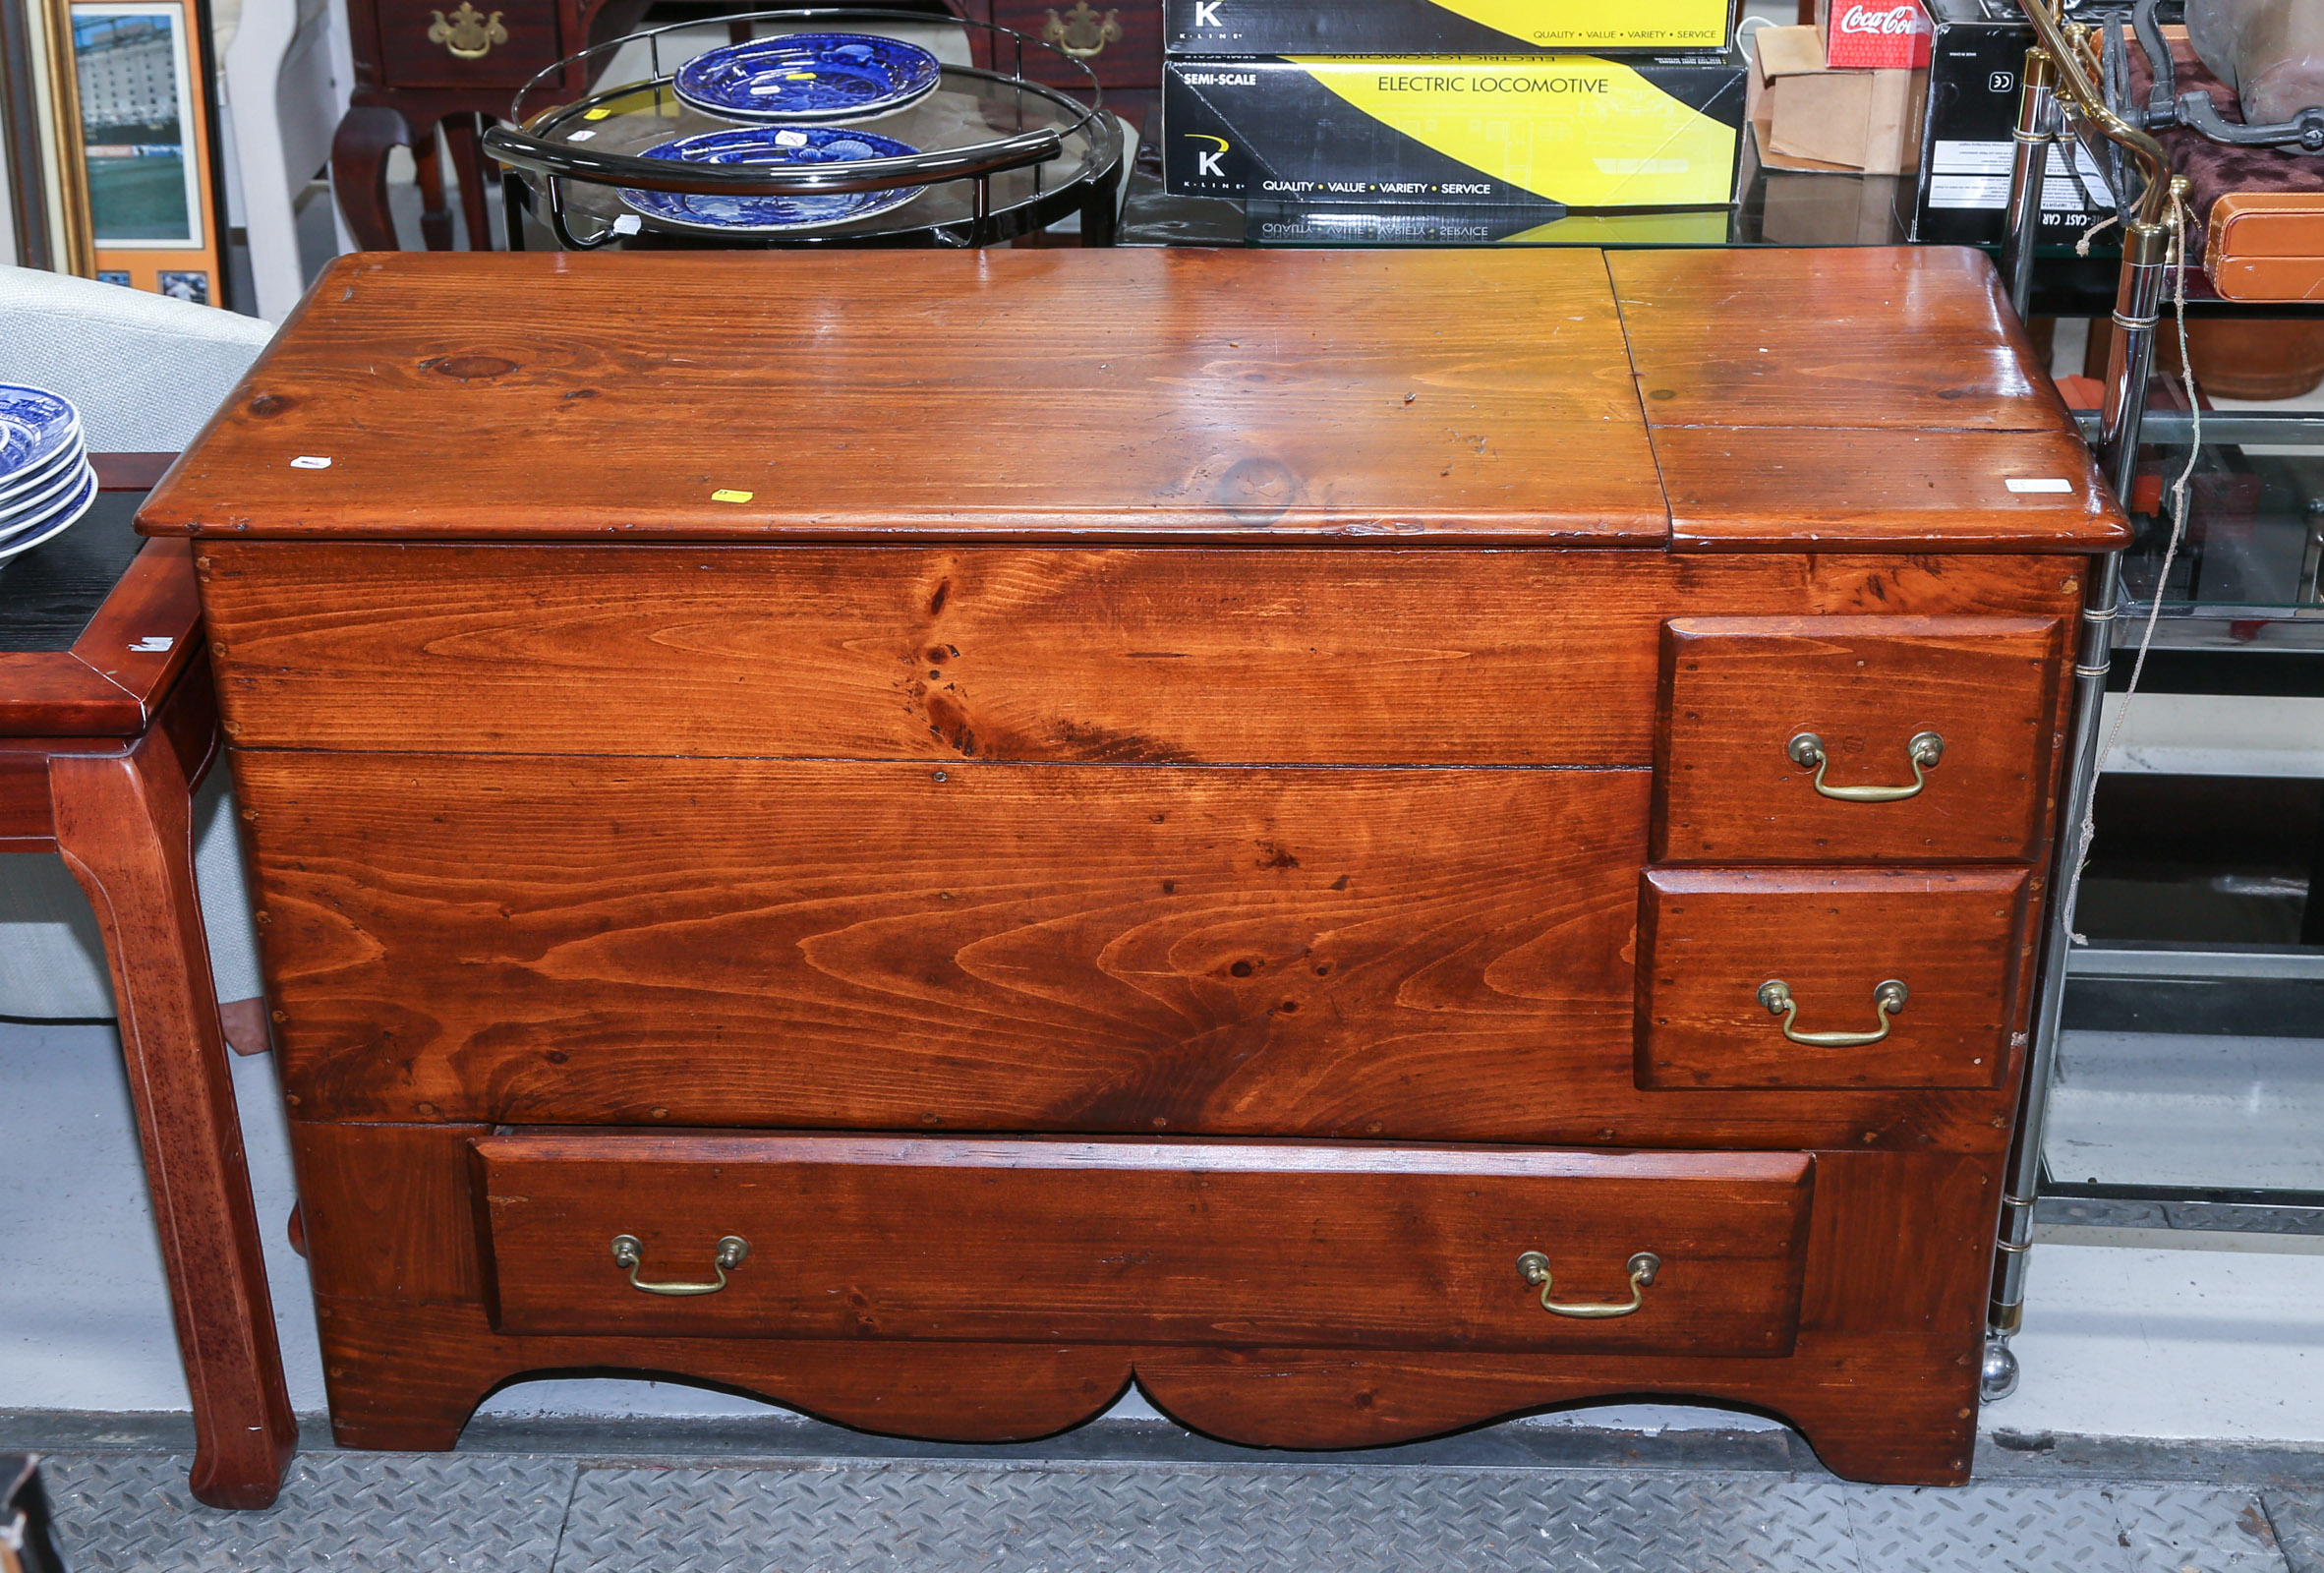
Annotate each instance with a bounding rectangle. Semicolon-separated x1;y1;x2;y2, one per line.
485;6;1125;248
1981;0;2324;1402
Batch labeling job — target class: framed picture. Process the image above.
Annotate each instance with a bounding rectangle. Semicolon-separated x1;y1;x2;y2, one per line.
74;0;229;302
0;0;229;300
74;4;204;248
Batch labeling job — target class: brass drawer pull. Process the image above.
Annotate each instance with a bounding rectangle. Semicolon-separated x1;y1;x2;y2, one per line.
428;2;508;59
1786;730;1944;802
1515;1250;1660;1319
610;1234;748;1296
1041;1;1123;57
1758;977;1908;1047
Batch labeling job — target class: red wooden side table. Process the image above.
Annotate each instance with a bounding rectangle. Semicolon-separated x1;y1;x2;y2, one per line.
0;454;295;1510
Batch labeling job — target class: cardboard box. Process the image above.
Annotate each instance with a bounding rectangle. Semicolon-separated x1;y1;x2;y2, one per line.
1910;0;2111;247
1164;0;1738;56
1747;129;1913;242
1748;25;1924;175
1164;54;1747;208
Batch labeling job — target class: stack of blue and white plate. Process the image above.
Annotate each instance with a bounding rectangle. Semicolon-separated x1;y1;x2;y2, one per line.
0;385;96;565
616;32;945;235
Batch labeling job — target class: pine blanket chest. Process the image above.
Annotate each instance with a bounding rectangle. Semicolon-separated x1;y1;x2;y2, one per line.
143;244;2126;1486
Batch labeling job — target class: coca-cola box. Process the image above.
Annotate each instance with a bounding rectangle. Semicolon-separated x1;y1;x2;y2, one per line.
1819;0;1935;69
1909;0;2112;248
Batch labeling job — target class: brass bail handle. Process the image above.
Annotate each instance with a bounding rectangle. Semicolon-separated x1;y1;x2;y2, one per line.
610;1234;748;1296
1786;730;1944;802
1514;1250;1660;1319
1758;978;1908;1047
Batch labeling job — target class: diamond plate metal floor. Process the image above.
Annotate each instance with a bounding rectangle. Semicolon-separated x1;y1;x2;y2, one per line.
31;1449;2308;1573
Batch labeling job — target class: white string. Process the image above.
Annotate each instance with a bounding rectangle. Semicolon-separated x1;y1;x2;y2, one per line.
2063;184;2197;944
2074;209;2121;257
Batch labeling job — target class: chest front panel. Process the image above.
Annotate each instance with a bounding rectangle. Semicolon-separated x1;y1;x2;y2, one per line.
212;542;2074;1153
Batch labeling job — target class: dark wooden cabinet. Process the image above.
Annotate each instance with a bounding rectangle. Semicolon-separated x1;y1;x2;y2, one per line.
145;245;2124;1487
977;0;1161;125
330;0;606;249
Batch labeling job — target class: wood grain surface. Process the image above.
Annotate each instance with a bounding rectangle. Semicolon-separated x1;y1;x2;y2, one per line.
236;751;2030;1149
138;250;1668;546
197;546;2088;759
473;1135;1815;1356
1636;867;2031;1090
1648;427;2129;553
1655;615;2064;864
1606;249;2131;553
291;1125;1998;1484
1611;248;2066;433
237;753;1648;1130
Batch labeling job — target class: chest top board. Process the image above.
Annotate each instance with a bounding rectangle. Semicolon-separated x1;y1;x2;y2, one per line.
145;245;2126;1498
144;246;2120;553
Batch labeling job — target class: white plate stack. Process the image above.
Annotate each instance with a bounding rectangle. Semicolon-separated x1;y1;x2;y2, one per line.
0;384;98;565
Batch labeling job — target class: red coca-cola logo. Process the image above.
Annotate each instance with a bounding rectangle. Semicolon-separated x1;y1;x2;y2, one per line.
1836;3;1923;33
1825;0;1930;66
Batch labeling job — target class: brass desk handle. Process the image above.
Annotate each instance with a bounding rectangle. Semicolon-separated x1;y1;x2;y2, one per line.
610;1234;748;1296
1041;1;1123;57
428;1;507;59
1786;730;1944;802
1515;1250;1660;1318
1759;978;1908;1047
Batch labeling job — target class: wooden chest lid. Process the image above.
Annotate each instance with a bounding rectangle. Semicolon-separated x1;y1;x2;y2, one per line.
140;248;1666;546
140;245;2127;553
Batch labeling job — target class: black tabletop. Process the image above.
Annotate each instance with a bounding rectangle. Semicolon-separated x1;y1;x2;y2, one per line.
0;490;149;655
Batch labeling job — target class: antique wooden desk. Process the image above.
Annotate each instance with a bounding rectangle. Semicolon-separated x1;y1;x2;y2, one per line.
1;456;296;1510
142;245;2124;1487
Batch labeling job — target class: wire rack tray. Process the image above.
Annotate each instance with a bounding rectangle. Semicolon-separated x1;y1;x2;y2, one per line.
483;6;1125;249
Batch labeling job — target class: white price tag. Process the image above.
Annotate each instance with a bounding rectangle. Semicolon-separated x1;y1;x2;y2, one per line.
2005;478;2074;494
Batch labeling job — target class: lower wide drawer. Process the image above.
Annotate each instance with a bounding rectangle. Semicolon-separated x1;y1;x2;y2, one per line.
472;1135;1814;1356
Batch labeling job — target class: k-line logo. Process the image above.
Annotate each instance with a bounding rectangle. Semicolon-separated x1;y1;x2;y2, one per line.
1184;133;1230;177
1191;0;1221;23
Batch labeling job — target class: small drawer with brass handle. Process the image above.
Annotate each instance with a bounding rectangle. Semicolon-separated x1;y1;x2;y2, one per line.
1637;867;2028;1090
1655;614;2063;865
374;0;560;89
474;1133;1812;1358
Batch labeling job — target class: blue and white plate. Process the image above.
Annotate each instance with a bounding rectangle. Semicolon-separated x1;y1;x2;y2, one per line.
0;435;84;506
0;463;97;561
0;385;81;481
617;125;925;234
0;453;92;534
671;32;941;124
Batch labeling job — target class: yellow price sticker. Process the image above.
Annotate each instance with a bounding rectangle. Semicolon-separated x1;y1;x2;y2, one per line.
711;489;754;502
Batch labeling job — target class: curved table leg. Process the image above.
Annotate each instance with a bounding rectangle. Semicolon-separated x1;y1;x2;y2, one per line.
330;104;412;252
440;113;494;250
49;686;296;1511
412;122;453;251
